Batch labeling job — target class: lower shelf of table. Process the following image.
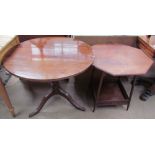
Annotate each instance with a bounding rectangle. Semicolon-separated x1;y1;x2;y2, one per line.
93;80;129;106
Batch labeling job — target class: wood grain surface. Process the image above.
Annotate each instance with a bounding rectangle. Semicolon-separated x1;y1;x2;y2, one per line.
92;44;153;76
3;37;94;81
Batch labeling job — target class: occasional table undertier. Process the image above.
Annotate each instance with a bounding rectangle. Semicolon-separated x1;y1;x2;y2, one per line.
93;77;130;106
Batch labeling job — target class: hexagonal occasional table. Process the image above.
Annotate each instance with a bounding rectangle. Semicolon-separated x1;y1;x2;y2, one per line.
91;44;153;112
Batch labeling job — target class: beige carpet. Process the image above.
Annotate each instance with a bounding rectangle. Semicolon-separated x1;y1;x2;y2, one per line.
0;76;155;119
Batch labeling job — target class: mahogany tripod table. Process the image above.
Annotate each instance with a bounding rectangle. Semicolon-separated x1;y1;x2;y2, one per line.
3;37;94;117
91;44;153;112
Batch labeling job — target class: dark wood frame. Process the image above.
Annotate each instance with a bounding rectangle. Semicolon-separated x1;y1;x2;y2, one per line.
137;35;155;100
137;36;155;58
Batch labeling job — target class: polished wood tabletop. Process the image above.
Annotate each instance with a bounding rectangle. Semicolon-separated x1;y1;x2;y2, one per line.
3;37;94;81
92;44;153;76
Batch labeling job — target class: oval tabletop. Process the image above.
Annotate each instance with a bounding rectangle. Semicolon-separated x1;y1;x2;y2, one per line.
3;37;94;81
92;44;153;76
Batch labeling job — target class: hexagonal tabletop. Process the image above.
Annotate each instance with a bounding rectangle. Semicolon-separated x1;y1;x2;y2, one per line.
93;44;153;76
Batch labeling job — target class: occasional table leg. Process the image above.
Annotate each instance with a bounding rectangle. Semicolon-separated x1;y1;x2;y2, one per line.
93;72;104;112
127;76;136;110
87;66;95;111
59;87;85;111
29;81;85;117
0;78;15;117
29;91;56;117
88;66;95;92
53;81;85;111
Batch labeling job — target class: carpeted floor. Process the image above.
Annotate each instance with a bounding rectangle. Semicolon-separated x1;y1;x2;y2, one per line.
0;76;155;119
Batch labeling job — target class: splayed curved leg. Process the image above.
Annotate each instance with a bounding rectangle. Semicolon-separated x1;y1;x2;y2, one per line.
59;87;85;111
29;81;85;117
29;91;56;117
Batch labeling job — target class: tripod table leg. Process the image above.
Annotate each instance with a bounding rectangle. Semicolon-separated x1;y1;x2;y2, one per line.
29;91;56;117
59;87;85;111
29;81;86;117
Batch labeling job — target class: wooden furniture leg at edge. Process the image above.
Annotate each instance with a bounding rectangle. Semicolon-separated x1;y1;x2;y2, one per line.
93;72;104;112
0;78;15;117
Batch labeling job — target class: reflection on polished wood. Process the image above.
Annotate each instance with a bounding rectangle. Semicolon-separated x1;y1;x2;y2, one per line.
92;44;153;76
3;37;94;81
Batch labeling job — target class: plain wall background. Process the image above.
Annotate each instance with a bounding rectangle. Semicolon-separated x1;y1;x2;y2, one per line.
75;36;138;47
